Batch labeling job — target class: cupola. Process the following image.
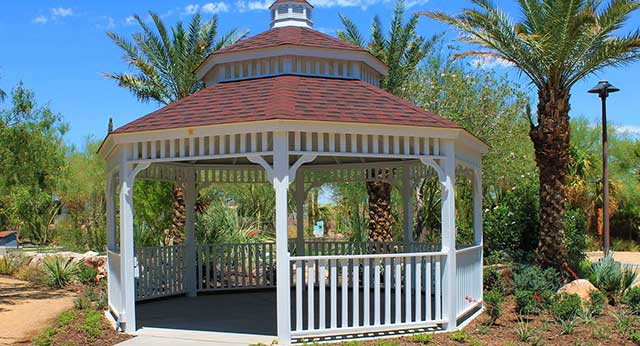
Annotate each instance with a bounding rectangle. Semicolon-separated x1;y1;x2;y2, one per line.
269;0;313;28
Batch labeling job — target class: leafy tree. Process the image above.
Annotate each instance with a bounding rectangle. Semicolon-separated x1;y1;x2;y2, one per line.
423;0;640;276
0;82;67;244
105;11;247;244
337;0;437;243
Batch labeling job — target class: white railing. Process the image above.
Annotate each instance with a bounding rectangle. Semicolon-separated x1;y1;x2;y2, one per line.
455;244;483;318
197;242;277;291
107;250;123;316
289;251;447;338
135;245;186;301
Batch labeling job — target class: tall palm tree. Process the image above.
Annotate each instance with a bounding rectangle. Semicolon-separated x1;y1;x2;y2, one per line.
105;11;247;244
338;0;436;243
423;0;640;276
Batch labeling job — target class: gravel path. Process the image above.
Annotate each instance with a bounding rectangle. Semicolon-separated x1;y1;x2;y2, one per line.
0;275;76;345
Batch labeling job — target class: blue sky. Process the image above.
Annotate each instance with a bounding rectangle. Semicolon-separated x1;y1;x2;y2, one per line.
0;0;639;150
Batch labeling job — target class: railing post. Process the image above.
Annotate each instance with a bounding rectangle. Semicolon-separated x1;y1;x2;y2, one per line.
441;140;457;330
184;167;197;297
273;131;292;345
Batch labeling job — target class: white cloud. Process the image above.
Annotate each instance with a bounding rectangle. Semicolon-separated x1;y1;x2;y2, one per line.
51;7;73;17
405;0;429;9
125;15;136;25
184;4;200;14
616;125;640;136
471;56;514;69
33;15;48;24
311;0;381;9
97;16;116;30
202;2;230;14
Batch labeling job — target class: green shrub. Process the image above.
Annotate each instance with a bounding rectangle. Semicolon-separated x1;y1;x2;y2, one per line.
57;311;77;326
512;265;561;293
42;257;79;288
449;330;467;343
539;290;557;310
552;293;583;321
32;327;58;346
15;264;46;285
629;330;640;345
588;290;606;315
74;296;91;310
515;290;540;315
484;267;506;294
0;253;26;275
564;209;588;268
76;265;98;286
623;287;640;313
411;333;433;344
592;255;638;304
82;309;104;341
484;289;503;324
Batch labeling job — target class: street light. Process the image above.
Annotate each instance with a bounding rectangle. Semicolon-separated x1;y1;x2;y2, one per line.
588;80;620;257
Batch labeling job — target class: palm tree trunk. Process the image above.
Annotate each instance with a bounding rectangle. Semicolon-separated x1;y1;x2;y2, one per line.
367;180;394;243
165;184;186;246
530;87;571;279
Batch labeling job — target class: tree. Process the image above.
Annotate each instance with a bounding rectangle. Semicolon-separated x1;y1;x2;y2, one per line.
0;82;68;244
105;11;247;244
423;0;640;276
337;0;436;243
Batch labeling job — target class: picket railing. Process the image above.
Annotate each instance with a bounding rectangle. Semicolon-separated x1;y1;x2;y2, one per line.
455;244;483;318
135;245;186;301
289;251;447;338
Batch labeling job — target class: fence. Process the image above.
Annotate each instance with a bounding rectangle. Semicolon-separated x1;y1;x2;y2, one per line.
455;245;483;318
134;245;186;301
107;250;123;316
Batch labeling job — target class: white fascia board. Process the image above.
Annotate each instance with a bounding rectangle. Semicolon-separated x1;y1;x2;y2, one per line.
103;119;460;145
455;129;489;156
196;45;388;80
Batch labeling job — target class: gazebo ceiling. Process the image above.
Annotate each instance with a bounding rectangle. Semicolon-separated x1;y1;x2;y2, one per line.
112;75;461;134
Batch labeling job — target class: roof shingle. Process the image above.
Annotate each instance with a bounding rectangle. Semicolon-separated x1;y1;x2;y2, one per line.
114;75;461;134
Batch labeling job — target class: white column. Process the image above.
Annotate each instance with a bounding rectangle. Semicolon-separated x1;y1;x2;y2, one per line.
118;148;136;333
184;168;197;297
295;170;306;256
473;169;483;245
273;131;292;345
441;140;457;330
106;172;116;251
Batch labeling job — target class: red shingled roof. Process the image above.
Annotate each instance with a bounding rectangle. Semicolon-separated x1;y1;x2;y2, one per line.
113;75;461;134
214;26;367;55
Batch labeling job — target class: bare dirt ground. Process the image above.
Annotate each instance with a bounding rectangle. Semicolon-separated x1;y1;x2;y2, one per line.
0;275;76;345
587;251;640;264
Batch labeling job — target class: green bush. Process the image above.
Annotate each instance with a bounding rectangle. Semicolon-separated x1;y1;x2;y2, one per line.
0;253;26;275
623;287;640;313
539;290;557;310
564;209;588;268
592;255;638;304
82;309;104;341
42;257;79;288
484;267;507;294
552;293;583;321
588;290;606;315
484;289;504;324
411;333;433;344
76;265;98;286
515;290;540;315
512;265;561;293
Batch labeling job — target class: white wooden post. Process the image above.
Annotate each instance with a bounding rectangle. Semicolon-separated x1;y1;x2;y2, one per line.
473;169;483;245
106;172;116;251
184;168;197;297
118;148;136;333
295;170;305;257
441;140;457;330
273;131;292;345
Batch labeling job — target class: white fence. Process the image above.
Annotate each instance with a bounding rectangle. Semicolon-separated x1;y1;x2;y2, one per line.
289;251;447;338
455;245;483;318
107;250;123;316
135;245;186;301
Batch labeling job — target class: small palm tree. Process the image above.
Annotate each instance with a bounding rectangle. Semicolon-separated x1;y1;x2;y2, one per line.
337;0;436;244
423;0;640;276
105;11;247;244
104;11;247;105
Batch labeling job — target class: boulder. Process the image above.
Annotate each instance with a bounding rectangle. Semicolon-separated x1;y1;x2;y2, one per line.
557;279;597;301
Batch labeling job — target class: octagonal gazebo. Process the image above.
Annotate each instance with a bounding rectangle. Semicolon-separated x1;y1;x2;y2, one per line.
99;1;487;343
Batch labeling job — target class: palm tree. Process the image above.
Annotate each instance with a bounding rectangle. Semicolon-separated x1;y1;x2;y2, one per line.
338;0;436;244
104;12;247;104
105;11;247;244
423;0;640;276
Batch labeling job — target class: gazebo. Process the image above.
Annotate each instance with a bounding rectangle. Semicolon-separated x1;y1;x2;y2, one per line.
99;1;487;344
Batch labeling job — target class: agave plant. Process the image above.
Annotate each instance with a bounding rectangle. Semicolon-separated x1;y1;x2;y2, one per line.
42;256;79;288
592;255;638;304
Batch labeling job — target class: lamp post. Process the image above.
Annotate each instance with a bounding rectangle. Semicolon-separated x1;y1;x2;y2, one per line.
588;80;620;257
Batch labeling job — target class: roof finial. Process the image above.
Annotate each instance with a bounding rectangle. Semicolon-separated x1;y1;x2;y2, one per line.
269;0;313;28
108;117;113;133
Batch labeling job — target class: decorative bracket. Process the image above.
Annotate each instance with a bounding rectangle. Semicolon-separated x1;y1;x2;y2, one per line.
248;154;317;184
247;155;274;181
419;157;450;193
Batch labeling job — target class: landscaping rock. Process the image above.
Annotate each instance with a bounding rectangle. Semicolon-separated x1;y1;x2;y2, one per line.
23;251;107;280
557;279;597;301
